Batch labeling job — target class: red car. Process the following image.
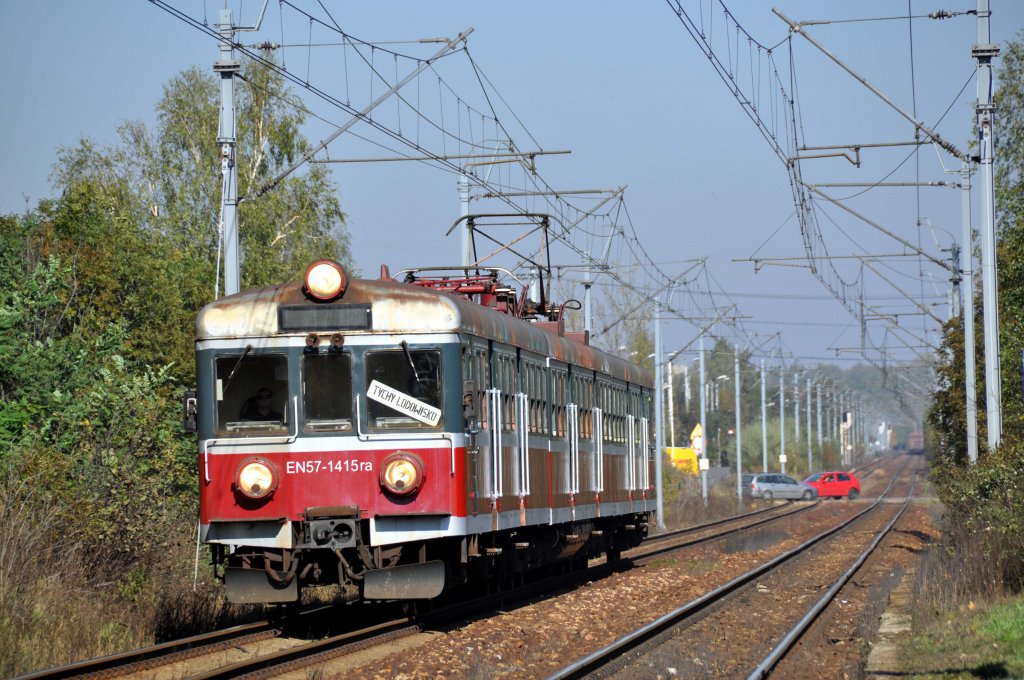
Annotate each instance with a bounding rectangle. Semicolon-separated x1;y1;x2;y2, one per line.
803;471;861;499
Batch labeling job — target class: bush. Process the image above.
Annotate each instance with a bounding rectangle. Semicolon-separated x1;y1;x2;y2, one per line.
926;436;1024;598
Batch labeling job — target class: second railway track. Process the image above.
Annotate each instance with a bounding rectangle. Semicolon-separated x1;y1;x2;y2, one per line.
26;454;932;679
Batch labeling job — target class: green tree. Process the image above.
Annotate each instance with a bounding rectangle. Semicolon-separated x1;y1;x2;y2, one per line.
1;55;354;560
52;57;352;321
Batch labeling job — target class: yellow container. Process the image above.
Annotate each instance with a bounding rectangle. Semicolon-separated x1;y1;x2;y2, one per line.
666;447;698;474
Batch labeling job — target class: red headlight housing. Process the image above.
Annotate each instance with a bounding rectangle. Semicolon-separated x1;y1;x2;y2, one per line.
234;457;279;500
304;259;348;301
380;452;425;497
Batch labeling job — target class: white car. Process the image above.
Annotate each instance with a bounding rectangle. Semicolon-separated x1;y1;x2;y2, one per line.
745;473;818;500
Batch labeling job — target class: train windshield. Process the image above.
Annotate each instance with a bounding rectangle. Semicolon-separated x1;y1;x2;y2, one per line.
365;348;443;430
303;352;353;432
214;354;289;435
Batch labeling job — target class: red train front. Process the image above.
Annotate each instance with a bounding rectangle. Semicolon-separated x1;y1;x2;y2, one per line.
194;260;654;605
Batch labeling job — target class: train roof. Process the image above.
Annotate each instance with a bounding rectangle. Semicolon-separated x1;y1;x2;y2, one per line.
196;276;653;388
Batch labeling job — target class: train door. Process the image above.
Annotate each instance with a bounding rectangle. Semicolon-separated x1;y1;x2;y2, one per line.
463;340;490;518
628;387;651;503
634;391;651;501
608;380;629;506
642;390;654;501
591;402;604;514
548;360;570;522
519;353;548;525
487;347;517;529
573;371;595;518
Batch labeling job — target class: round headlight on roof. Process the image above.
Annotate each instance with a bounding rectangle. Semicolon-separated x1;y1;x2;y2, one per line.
234;457;278;500
304;259;348;301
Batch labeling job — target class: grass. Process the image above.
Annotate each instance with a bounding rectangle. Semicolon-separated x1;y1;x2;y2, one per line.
894;509;1024;680
0;473;257;678
899;596;1024;679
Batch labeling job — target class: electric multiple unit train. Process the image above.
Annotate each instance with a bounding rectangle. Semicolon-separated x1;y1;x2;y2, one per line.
191;259;655;604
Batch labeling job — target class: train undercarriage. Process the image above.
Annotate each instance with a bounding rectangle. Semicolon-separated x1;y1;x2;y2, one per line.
215;511;651;605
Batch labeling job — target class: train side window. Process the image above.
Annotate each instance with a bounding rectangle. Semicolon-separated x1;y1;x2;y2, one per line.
214;354;288;436
475;347;489;428
302;353;353;432
551;369;567;437
577;375;593;439
365;349;442;430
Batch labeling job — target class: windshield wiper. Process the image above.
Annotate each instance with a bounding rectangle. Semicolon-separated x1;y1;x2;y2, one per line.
223;344;253;394
400;340;424;383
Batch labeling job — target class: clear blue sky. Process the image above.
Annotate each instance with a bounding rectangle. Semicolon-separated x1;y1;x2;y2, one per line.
2;1;1022;370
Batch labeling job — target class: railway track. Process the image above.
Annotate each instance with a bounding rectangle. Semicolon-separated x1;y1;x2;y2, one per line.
26;503;814;679
547;460;916;679
25;455;920;679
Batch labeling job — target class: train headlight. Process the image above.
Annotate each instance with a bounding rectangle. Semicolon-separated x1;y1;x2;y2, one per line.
304;259;348;301
380;452;425;496
234;457;278;500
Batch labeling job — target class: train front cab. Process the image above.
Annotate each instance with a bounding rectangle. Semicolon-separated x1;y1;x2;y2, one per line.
196;332;467;604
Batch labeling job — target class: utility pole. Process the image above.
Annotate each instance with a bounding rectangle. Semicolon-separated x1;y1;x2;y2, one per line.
838;390;844;464
840;409;848;467
975;0;1002;449
667;361;676;449
823;387;831;440
841;391;848;466
806;377;812;472
961;161;979;463
760;359;768;473
653;297;666;530
735;343;743;506
816;382;823;450
779;366;786;475
699;336;708;504
459;172;471;266
216;7;241;297
683;364;690;413
794;373;800;441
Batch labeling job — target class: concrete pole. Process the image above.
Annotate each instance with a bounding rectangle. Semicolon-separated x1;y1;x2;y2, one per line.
667;361;676;449
837;390;844;464
217;8;240;296
699;336;708;504
975;0;1002;449
840;391;847;466
962;162;980;463
583;282;594;337
460;174;471;266
760;359;768;473
683;364;690;413
794;373;800;440
779;367;786;475
824;384;831;444
806;378;813;472
653;299;666;530
816;382;823;451
735;343;743;505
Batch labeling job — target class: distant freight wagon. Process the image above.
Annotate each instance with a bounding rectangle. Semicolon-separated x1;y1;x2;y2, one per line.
908;431;925;455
